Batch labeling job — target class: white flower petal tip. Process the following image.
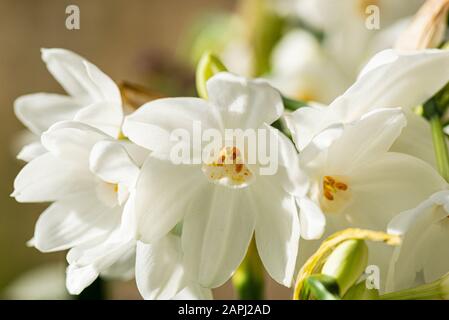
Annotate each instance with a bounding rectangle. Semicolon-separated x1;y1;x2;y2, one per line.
206;72;284;128
26;238;35;248
66;264;99;295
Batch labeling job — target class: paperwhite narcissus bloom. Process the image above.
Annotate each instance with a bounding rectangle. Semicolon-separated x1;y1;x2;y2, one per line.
291;108;447;291
269;0;424;104
123;72;307;288
293;108;447;241
14;48;123;162
12;121;144;294
287;0;423;74
386;190;449;292
286;49;449;168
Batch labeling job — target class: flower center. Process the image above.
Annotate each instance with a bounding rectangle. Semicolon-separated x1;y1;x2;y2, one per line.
202;146;254;188
322;176;348;201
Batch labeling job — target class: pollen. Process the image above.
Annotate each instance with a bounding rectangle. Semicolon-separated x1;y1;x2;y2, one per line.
202;146;253;188
323;176;348;201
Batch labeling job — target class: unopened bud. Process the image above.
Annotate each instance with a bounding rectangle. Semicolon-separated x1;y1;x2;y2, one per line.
395;0;449;50
343;281;379;300
195;51;227;99
321;239;368;296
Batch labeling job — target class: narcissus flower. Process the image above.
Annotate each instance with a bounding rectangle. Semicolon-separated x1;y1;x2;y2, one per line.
12;121;145;294
291;108;446;243
123;72;307;288
270;0;424;104
286;49;449;167
14;49;123;162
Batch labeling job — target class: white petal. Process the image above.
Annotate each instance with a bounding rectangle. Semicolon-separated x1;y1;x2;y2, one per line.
135;156;205;243
33;192;121;252
41;48;121;104
252;176;300;287
207;72;284;129
284;105;342;151
66;264;98;295
74;101;123;138
391;110;437;168
262;124;309;197
123;98;222;155
135;237;185;300
17;141;47;162
173;285;213;300
421;225;449;283
119;140;150;167
41;121;108;164
297;197;326;240
100;246;135;281
335;49;449;118
345;153;447;230
89;141;139;188
182;185;256;288
388;191;449;235
386;191;449;290
326;108;406;172
14;93;83;135
66;235;135;294
13;153;93;202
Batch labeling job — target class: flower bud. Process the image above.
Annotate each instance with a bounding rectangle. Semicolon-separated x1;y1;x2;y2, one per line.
343;281;379;300
321;239;368;296
195;51;227;99
395;0;449;50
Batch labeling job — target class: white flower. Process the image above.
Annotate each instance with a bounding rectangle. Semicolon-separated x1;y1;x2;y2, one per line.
270;0;424;103
12;121;144;294
293;108;446;240
14;49;123;162
123;72;307;288
289;107;447;290
387;190;449;292
286;49;449;168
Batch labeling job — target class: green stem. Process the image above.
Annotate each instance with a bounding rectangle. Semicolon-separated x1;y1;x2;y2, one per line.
232;238;264;299
379;281;442;300
430;114;449;182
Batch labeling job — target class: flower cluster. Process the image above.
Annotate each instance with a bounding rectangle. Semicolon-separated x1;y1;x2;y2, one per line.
11;0;449;300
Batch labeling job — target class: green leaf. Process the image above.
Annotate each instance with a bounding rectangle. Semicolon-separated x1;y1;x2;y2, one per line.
303;274;340;300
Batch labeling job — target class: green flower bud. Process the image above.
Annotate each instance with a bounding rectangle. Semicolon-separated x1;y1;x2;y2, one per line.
321;239;368;296
343;281;379;300
195;51;227;99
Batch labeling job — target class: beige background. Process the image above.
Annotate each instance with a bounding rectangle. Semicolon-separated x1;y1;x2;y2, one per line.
0;0;291;299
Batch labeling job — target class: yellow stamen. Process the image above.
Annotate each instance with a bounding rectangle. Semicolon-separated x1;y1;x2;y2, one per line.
323;176;349;201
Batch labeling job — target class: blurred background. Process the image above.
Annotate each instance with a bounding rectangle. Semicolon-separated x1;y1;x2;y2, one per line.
0;0;293;299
